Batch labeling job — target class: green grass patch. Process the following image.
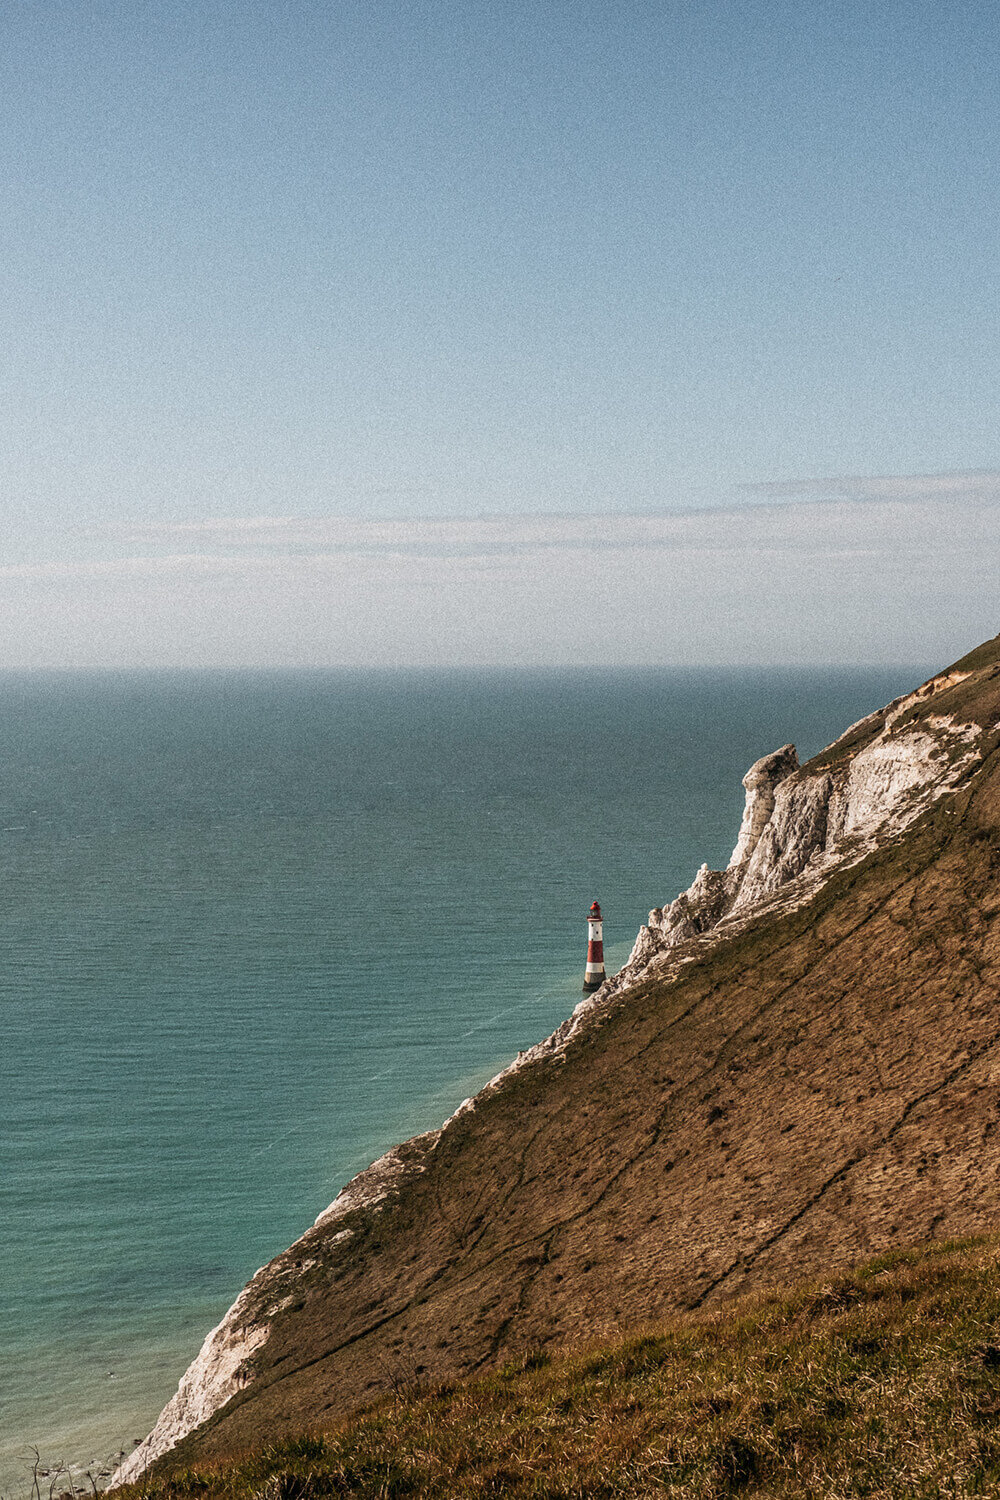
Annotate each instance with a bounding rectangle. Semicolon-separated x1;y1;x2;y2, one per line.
107;1235;1000;1498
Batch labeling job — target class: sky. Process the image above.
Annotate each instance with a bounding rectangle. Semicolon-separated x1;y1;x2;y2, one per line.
1;0;998;666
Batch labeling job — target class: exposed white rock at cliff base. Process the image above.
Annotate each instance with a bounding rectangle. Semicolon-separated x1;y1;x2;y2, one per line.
114;1283;270;1485
114;1131;443;1487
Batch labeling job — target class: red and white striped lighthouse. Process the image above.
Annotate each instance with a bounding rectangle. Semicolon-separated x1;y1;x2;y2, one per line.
583;900;606;991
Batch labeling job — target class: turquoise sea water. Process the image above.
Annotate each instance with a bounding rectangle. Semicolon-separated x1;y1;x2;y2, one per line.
0;666;928;1487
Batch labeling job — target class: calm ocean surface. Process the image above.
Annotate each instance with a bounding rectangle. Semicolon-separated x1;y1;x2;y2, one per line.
0;666;928;1486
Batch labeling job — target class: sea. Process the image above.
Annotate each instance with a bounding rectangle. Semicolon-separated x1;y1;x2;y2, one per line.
0;665;929;1489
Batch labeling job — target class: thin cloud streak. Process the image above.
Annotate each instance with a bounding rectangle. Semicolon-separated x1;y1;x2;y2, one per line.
48;491;1000;571
0;492;995;668
743;470;1000;504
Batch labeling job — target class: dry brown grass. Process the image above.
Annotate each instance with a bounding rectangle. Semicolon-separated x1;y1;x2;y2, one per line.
121;1234;1000;1498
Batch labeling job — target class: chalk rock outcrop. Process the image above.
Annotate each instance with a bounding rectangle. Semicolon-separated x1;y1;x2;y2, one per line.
115;1286;270;1485
729;743;800;867
614;684;980;992
114;1133;442;1486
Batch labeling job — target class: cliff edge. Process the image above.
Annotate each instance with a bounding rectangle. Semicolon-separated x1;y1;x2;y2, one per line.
116;634;1000;1482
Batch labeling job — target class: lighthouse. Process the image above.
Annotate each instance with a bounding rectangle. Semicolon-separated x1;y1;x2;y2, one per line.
583;900;606;991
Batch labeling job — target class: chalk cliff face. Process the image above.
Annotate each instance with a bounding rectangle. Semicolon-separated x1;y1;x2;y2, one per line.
115;1134;442;1484
612;670;980;993
115;640;1000;1483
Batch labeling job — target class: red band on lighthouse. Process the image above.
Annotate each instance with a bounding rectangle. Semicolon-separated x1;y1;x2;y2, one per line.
583;900;606;992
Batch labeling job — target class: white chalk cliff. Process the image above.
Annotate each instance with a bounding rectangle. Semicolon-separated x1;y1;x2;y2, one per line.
611;671;979;993
112;667;983;1485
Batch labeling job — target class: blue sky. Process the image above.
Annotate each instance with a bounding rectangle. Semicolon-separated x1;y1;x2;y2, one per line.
1;1;998;663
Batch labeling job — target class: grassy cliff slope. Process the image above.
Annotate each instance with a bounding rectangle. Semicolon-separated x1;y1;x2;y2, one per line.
124;1236;1000;1497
